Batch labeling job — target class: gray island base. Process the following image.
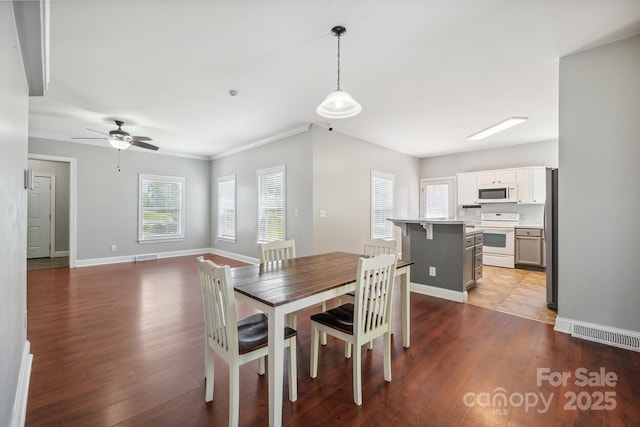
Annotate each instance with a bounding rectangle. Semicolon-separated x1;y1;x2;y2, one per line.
390;218;481;302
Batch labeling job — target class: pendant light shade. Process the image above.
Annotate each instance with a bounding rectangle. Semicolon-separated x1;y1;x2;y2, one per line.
316;90;362;119
317;26;361;119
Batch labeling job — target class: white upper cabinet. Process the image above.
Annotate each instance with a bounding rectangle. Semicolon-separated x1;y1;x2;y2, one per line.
516;168;531;203
477;169;517;185
456;166;547;205
530;167;546;204
516;166;546;204
456;173;478;206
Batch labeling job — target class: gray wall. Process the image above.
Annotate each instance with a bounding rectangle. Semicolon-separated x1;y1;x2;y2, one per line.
420;139;558;178
558;35;640;332
0;3;29;424
28;138;211;261
28;159;70;253
211;130;314;259
312;126;421;254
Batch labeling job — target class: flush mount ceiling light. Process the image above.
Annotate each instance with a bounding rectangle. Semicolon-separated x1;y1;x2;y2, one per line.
468;117;528;140
316;26;362;119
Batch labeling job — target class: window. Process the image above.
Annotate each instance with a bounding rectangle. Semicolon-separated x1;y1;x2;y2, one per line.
257;165;285;243
138;174;185;242
217;175;236;241
421;177;455;219
371;171;394;239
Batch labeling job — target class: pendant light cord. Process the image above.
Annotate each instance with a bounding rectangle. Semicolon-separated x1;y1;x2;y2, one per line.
336;33;341;91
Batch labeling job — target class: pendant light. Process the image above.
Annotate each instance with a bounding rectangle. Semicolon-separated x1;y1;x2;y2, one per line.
316;26;362;119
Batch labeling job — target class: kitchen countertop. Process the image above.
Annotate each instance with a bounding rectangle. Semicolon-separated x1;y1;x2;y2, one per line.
516;223;544;229
465;227;484;236
388;218;468;225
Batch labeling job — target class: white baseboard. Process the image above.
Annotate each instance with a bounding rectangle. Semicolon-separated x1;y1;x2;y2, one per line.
53;251;69;257
555;317;640;352
553;316;572;334
75;247;213;267
410;282;467;303
74;247;261;268
208;248;260;265
10;341;32;427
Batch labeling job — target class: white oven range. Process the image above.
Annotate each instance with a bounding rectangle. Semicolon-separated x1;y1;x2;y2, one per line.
474;212;520;268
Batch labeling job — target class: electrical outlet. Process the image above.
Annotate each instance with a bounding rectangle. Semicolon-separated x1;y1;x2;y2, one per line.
429;266;436;276
111;244;117;252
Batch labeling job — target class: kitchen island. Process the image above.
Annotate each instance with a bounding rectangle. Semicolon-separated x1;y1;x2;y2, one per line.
390;218;482;302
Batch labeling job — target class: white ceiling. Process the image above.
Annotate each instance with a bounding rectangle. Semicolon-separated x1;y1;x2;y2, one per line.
28;0;640;159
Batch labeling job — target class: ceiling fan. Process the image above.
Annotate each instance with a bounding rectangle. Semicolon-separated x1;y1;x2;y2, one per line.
72;120;159;151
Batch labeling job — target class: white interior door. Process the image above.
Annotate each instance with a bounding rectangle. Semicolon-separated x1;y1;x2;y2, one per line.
27;175;53;259
420;177;456;219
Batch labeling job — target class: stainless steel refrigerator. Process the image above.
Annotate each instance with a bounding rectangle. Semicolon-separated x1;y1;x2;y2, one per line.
545;168;558;310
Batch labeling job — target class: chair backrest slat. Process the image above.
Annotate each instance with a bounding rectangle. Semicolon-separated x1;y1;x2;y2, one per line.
354;253;397;336
362;239;397;257
260;239;296;263
197;256;239;355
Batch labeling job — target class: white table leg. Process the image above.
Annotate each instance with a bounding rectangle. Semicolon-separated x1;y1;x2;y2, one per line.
400;266;411;348
268;306;285;427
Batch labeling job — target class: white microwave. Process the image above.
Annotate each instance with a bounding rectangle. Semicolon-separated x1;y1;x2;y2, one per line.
478;183;517;203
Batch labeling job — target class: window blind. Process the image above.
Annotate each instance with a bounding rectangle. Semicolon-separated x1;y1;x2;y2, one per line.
139;174;185;242
257;166;285;243
371;171;394;239
217;175;236;241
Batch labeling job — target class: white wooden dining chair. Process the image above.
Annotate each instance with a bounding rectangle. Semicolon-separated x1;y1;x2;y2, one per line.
197;256;297;427
310;253;398;406
260;239;297;262
260;240;327;344
337;238;397;353
362;238;397;257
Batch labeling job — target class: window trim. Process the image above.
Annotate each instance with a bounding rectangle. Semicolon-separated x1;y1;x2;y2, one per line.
138;173;186;243
256;165;286;244
217;174;237;242
371;170;395;240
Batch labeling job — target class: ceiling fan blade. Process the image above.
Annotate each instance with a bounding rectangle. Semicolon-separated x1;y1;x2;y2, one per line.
132;136;152;141
131;140;159;151
87;128;109;136
71;137;107;140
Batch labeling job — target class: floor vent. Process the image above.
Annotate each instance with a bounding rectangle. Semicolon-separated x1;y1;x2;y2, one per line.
572;323;640;352
135;254;158;262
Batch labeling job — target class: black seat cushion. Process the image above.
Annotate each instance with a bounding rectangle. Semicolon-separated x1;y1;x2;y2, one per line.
237;313;296;354
310;303;354;335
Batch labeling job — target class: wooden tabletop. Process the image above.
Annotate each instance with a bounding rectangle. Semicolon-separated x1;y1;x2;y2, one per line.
233;251;414;307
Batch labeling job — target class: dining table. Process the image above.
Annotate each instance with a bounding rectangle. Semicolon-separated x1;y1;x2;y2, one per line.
232;251;414;427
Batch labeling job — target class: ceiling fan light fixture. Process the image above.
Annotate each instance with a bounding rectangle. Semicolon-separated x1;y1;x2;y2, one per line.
108;135;131;150
317;25;361;119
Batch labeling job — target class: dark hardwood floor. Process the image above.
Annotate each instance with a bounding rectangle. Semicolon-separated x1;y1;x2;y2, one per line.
26;255;640;426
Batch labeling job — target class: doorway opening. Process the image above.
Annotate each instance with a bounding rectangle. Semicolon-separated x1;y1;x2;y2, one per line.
27;154;77;268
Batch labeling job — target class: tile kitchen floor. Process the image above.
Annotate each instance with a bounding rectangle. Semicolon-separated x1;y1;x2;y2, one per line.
467;265;557;324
